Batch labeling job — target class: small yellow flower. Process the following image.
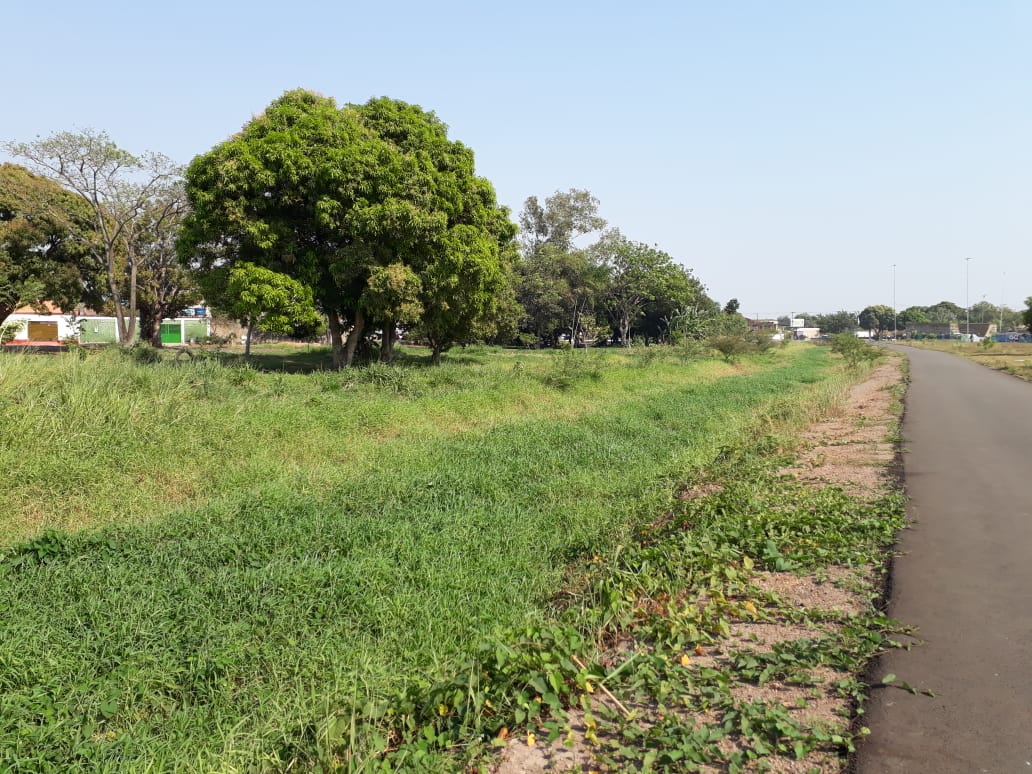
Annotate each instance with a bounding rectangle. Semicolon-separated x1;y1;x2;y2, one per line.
437;704;449;717
679;653;691;667
585;681;595;693
527;732;536;747
743;601;758;615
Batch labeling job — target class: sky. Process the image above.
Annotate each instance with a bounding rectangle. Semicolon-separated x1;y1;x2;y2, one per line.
3;0;1031;318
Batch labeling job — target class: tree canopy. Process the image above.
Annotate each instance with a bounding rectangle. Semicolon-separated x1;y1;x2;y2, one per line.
924;300;964;323
0;163;100;323
810;310;858;335
513;190;714;347
858;305;895;335
225;262;322;356
593;230;709;345
5;130;182;342
182;90;516;366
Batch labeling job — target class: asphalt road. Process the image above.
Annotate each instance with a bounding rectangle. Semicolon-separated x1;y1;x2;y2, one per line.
854;346;1032;773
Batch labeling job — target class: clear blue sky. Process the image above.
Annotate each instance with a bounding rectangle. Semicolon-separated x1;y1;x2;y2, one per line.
4;1;1030;318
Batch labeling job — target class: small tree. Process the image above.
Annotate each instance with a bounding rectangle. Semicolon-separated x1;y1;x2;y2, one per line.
708;335;751;363
1023;296;1032;332
135;184;200;347
830;332;882;368
224;263;322;357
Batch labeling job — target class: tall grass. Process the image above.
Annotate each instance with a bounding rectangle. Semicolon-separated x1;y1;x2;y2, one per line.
0;345;856;770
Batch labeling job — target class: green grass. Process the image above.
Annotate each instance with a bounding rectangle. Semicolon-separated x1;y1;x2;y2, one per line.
0;344;863;770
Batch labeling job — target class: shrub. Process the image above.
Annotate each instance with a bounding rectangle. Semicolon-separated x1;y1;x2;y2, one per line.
126;344;163;365
829;333;882;368
707;335;753;363
0;320;23;345
542;350;604;389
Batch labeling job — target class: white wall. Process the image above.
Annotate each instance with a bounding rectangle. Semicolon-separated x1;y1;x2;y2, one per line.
1;313;78;341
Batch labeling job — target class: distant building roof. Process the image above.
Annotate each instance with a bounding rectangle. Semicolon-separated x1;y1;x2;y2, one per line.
13;302;64;315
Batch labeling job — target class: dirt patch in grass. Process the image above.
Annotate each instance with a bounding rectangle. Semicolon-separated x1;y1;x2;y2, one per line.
781;359;901;498
492;359;904;773
752;567;870;618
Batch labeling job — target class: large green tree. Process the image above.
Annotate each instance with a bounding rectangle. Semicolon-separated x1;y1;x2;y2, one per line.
515;190;607;347
183;90;514;367
925;300;964;323
353;97;517;364
898;306;929;326
1022;297;1032;332
634;263;714;343
858;304;895;336
0;163;100;323
593;230;701;346
182;90;386;366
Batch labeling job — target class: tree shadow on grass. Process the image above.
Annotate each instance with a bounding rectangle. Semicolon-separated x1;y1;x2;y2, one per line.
216;344;450;373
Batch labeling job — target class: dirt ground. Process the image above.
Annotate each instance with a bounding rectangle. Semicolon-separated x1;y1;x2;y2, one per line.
493;358;904;774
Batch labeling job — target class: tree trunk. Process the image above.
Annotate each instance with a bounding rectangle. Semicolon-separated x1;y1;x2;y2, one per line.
380;319;396;363
343;308;366;367
431;344;443;366
327;314;346;369
107;256;128;345
620;316;631;347
127;259;138;343
140;310;162;348
245;319;255;357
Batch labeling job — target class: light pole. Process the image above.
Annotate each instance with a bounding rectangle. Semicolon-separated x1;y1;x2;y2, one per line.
965;257;972;338
892;263;897;339
1000;272;1006;332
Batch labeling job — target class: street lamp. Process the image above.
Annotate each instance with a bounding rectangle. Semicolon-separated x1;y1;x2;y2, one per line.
892;264;897;339
965;257;972;338
1000;272;1006;332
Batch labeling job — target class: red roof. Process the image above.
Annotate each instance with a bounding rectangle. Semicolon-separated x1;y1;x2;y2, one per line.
13;302;64;314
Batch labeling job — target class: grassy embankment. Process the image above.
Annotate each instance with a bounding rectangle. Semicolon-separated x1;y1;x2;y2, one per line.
0;344;896;770
899;339;1032;381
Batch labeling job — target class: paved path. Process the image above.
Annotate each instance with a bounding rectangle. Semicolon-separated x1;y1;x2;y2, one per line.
855;346;1032;773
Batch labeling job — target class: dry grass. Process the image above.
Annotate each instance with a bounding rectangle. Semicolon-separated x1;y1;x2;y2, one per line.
900;339;1032;381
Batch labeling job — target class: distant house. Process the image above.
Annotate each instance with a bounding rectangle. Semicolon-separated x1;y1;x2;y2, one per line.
793;327;821;341
905;322;958;337
747;319;779;333
1;303;79;343
2;304;210;347
959;323;997;338
905;322;997;338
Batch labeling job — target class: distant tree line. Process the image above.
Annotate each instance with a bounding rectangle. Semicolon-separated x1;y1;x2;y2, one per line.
785;299;1031;339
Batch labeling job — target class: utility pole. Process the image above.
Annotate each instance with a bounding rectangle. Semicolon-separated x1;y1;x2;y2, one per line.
965;257;973;339
892;263;897;339
1000;272;1006;332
